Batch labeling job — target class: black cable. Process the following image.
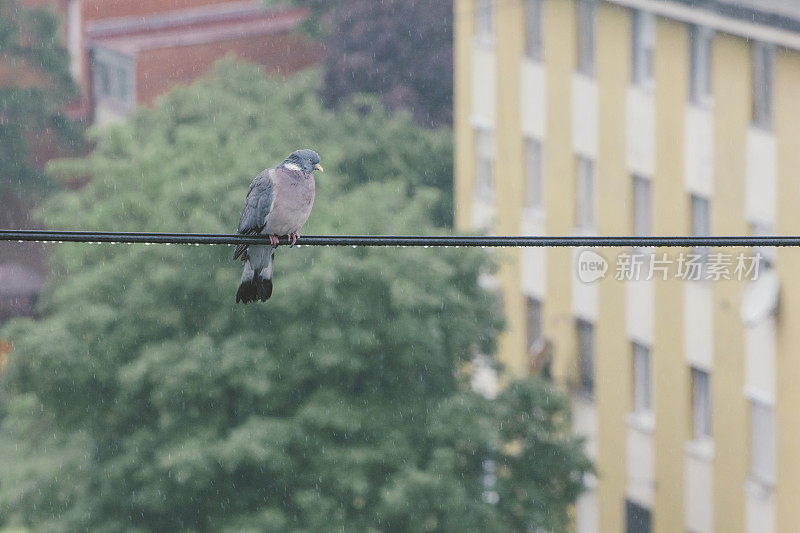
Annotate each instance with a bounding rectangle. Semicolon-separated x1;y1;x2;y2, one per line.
1;230;799;247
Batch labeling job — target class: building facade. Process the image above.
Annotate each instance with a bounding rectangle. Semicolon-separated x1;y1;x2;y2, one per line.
35;0;319;124
79;1;319;124
454;0;800;531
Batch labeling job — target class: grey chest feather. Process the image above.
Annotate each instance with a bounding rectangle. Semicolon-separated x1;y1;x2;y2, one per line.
263;169;316;235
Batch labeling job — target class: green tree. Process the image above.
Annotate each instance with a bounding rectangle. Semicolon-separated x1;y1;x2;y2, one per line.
0;61;591;532
0;0;82;197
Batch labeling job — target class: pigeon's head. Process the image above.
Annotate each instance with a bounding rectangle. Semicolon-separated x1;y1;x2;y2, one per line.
283;149;323;173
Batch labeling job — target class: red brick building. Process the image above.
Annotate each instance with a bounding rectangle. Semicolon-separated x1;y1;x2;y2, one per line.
73;1;319;123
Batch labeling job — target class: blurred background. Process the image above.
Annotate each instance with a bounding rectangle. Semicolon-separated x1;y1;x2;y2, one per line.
455;1;797;532
0;0;796;531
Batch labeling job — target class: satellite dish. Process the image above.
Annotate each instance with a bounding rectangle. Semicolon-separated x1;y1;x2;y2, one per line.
740;268;780;326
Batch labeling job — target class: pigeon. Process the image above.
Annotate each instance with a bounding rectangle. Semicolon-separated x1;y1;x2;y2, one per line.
233;149;323;303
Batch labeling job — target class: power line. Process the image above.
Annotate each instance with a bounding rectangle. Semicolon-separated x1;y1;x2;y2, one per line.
1;230;799;247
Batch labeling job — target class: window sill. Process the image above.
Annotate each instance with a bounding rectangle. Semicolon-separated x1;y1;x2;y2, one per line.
473;36;495;49
574;69;596;81
523;54;544;65
473;193;495;205
744;477;775;498
626;412;655;434
572;227;597;238
688;98;715;112
749;122;774;135
630;80;655;95
469;115;494;130
573;389;595;404
743;386;775;407
684;438;715;462
522;206;546;226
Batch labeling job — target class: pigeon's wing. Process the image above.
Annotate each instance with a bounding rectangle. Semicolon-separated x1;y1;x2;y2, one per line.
233;169;275;260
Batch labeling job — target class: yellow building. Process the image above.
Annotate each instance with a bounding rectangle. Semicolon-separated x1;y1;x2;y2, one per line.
454;0;800;531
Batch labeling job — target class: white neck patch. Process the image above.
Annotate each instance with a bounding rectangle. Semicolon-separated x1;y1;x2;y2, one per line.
283;162;302;171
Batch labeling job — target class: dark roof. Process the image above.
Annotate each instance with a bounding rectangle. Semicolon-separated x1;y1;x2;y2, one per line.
674;0;800;34
86;1;308;56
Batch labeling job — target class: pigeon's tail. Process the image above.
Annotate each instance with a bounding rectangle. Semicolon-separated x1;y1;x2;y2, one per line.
236;247;274;303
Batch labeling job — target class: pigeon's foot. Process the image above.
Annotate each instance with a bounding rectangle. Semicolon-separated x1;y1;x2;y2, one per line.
268;234;280;246
288;233;300;247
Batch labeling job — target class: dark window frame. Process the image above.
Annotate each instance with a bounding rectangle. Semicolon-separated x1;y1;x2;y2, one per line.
625;499;652;533
576;318;595;398
576;0;597;76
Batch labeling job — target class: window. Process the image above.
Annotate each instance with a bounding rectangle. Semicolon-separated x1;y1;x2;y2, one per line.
632;342;651;414
690;194;710;260
525;137;544;209
631;10;655;88
576;156;595;231
475;128;494;201
527;297;552;377
740;225;778;325
750;400;775;485
690;195;710;236
95;62;111;98
527;297;542;351
92;48;134;108
691;367;712;440
625;499;652;533
633;176;651;237
525;0;544;60
749;221;776;273
752;42;774;130
689;25;713;104
576;319;594;398
576;0;596;76
476;0;494;43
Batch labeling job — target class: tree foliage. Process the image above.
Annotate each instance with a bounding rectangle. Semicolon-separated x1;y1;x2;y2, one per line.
281;0;453;127
0;0;82;196
0;61;591;532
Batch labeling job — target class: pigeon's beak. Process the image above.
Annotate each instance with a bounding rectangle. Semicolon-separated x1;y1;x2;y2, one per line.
314;163;324;172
